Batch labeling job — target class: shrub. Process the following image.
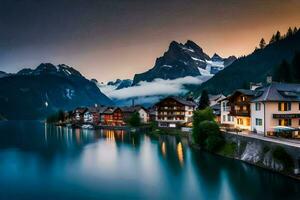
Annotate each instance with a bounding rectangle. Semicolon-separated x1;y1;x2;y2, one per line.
205;134;224;152
192;108;215;143
272;146;294;170
128;112;141;127
46;110;65;123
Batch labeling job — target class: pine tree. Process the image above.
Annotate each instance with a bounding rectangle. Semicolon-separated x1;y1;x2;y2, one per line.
259;38;266;49
273;60;292;83
198;90;210;110
269;34;276;44
293;27;298;34
275;31;281;42
291;52;300;82
286;27;293;37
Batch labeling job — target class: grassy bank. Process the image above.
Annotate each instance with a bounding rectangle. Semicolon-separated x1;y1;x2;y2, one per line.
149;128;190;137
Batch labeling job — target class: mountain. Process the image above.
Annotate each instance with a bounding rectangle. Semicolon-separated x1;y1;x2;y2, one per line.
0;63;113;120
194;29;300;96
0;71;9;78
105;79;133;90
132;40;236;85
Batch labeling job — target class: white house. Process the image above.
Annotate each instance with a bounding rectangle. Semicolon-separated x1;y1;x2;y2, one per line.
251;82;300;138
220;99;235;126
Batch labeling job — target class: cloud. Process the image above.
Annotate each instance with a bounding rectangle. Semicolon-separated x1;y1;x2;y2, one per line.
99;76;211;100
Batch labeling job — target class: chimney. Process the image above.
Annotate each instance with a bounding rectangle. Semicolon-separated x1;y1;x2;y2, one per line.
266;75;272;84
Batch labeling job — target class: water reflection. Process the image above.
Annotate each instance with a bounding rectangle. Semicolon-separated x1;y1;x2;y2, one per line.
0;121;299;200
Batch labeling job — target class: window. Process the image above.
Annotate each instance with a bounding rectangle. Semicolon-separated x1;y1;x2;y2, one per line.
278;102;291;111
246;118;250;126
255;103;261;111
223;115;226;122
241;96;246;102
278;119;292;126
222;102;226;111
255;118;262;126
227;115;231;122
237;118;243;125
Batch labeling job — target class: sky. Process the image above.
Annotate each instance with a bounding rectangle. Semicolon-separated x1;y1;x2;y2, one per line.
0;0;299;82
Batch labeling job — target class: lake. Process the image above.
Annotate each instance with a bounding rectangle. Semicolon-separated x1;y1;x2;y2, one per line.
0;121;299;200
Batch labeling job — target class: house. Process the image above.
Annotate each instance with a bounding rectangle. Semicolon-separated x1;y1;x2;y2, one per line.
226;89;256;130
148;106;157;122
83;107;101;125
155;96;197;128
251;82;300;138
100;107;125;126
121;105;149;123
211;103;222;123
209;94;226;123
72;107;88;123
209;94;226;106
220;98;235;127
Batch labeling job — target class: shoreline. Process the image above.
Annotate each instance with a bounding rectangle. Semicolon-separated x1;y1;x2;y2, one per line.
190;141;300;181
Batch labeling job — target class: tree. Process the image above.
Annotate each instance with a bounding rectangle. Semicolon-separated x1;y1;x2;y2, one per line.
269;34;276;44
273;60;292;82
46;110;65;123
259;38;266;49
286;27;293;37
128;112;141;127
192;108;215;146
274;31;281;42
293;27;298;34
291;52;300;82
198;90;210;110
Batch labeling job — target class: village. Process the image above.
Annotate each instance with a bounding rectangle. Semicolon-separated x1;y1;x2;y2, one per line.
53;76;300;143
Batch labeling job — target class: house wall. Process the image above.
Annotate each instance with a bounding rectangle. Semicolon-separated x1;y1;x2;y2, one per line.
155;98;196;128
265;102;300;132
220;100;235;125
251;102;265;134
234;116;251;130
138;109;148;123
251;102;300;135
184;105;195;123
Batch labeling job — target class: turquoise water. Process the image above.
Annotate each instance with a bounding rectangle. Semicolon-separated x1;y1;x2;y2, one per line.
0;121;299;200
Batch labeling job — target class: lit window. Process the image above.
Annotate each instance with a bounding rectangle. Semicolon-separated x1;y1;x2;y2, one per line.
279;119;291;126
278;102;291;111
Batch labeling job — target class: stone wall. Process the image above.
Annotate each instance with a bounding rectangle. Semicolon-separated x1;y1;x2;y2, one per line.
222;132;300;175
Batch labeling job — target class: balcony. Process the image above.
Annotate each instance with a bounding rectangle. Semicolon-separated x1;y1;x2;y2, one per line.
222;106;231;112
230;110;250;117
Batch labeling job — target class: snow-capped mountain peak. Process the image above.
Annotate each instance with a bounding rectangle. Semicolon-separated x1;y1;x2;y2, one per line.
17;63;83;78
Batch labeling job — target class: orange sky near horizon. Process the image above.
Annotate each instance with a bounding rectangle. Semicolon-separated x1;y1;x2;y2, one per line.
0;0;299;82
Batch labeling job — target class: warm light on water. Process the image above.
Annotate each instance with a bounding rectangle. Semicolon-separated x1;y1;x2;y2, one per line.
177;142;184;166
0;121;299;200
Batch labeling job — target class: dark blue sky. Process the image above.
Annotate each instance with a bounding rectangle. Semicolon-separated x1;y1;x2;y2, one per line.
0;0;299;81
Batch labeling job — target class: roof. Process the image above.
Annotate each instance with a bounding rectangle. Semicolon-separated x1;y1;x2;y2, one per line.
103;107;121;114
235;89;256;96
121;105;148;113
156;96;198;107
209;94;225;102
210;103;221;116
252;82;300;102
74;107;88;114
98;106;108;113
